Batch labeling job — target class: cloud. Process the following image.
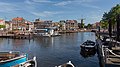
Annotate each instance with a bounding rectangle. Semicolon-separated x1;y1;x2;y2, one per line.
31;11;62;17
54;1;72;6
25;0;52;4
81;4;100;9
0;1;36;15
0;2;20;13
32;0;52;3
75;0;98;3
85;11;102;23
54;0;99;9
24;0;34;4
54;0;98;6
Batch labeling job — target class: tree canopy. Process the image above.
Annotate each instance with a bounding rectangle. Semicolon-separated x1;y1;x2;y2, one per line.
101;4;120;29
86;24;92;29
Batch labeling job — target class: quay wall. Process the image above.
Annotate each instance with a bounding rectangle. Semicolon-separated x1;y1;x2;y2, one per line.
96;39;105;67
0;33;33;39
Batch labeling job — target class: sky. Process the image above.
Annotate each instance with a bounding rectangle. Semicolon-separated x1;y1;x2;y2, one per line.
0;0;119;24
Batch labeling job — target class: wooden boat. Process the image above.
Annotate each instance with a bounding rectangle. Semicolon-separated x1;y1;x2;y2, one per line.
80;40;96;49
80;48;96;58
0;51;27;67
55;61;75;67
13;57;37;67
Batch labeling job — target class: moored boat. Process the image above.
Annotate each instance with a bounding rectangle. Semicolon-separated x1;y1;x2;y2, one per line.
0;51;27;67
36;32;61;37
55;61;75;67
80;48;96;58
13;57;37;67
80;40;96;50
34;27;61;37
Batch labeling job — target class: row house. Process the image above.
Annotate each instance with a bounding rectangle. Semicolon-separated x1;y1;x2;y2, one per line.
59;20;66;31
34;18;52;33
27;22;34;32
92;22;100;29
59;20;78;31
12;17;26;31
66;20;78;30
11;17;34;32
5;21;11;31
34;18;52;29
0;19;5;25
0;19;10;31
78;23;82;29
0;20;12;31
0;19;5;30
51;22;60;31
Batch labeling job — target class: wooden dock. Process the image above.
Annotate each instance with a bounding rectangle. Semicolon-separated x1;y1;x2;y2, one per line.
96;36;120;67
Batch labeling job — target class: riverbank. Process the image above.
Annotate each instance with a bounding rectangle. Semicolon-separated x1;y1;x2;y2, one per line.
96;32;120;67
0;33;33;39
59;29;92;33
0;29;93;39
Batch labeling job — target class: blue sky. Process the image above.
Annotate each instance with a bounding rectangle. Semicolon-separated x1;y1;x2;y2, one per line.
0;0;119;24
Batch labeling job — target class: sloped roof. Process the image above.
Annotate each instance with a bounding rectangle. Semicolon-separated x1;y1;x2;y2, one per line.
12;17;24;21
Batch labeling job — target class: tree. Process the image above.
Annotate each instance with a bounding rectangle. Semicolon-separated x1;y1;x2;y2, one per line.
81;22;85;28
100;20;108;29
101;4;120;30
0;25;5;29
87;24;92;29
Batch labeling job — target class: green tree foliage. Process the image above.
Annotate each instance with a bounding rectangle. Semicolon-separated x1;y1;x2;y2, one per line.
87;24;92;29
0;25;5;29
101;4;120;29
100;21;108;29
81;22;85;28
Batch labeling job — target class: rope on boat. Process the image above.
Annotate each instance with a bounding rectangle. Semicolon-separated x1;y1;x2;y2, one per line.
107;48;120;58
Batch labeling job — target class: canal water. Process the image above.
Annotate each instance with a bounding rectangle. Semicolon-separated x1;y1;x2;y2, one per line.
0;32;99;67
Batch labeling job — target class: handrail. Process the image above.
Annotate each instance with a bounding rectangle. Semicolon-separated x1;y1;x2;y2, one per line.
107;48;120;58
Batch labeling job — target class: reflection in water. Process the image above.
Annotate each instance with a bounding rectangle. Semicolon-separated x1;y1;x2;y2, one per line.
0;32;99;67
34;37;54;48
78;32;95;43
12;39;25;45
80;48;96;58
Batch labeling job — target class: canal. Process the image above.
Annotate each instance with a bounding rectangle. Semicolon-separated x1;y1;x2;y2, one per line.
0;32;99;67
